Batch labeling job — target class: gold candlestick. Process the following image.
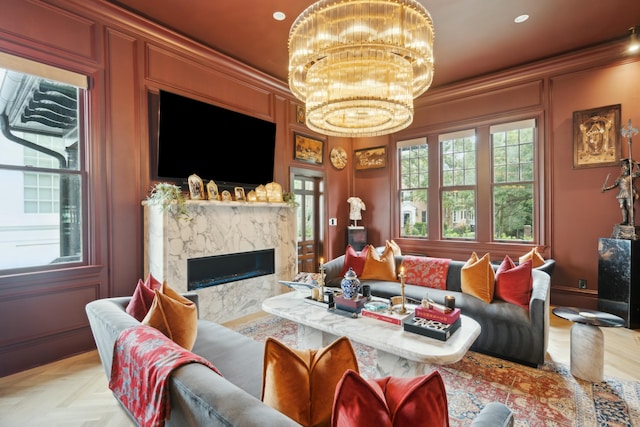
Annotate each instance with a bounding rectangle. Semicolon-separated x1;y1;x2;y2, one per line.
318;257;325;302
399;266;407;314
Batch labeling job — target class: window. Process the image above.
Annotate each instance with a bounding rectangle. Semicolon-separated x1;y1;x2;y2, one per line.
399;137;428;237
440;129;476;239
0;64;85;271
397;118;538;245
491;119;535;242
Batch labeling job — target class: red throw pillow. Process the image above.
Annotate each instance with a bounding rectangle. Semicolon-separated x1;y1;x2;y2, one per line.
495;256;533;310
340;244;370;277
126;273;162;321
332;370;449;427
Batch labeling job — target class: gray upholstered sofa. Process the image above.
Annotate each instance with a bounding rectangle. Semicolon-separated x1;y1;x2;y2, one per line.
86;293;300;427
86;293;514;427
323;253;554;367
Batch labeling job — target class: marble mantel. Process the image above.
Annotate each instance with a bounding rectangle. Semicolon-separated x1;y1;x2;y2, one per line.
143;200;297;323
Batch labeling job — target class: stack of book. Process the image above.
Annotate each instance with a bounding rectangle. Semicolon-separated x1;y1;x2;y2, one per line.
403;306;461;341
360;306;413;326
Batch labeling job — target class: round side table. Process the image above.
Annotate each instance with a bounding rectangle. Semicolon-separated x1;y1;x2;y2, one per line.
552;307;624;382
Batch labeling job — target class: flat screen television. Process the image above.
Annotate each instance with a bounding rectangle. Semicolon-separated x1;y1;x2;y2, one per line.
152;89;276;189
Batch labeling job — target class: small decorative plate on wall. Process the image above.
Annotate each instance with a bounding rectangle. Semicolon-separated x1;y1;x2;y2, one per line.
330;146;348;170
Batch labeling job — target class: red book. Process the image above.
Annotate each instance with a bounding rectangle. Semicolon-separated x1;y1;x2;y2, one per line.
414;306;461;324
360;309;412;326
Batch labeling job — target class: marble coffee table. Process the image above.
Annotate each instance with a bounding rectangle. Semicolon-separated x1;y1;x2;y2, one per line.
262;291;481;377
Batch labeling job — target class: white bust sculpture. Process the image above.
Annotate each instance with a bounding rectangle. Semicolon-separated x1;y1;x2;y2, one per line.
347;196;366;227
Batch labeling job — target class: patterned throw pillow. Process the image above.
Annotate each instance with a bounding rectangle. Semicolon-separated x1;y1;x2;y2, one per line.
461;252;495;303
495;256;533;310
360;244;398;282
332;370;449;427
125;273;162;321
261;336;359;427
340;244;370;277
141;282;198;350
400;256;451;289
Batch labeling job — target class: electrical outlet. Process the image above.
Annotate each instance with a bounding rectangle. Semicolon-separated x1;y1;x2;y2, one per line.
578;279;587;289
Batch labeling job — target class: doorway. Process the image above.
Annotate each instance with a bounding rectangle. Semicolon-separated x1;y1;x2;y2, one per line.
291;169;324;273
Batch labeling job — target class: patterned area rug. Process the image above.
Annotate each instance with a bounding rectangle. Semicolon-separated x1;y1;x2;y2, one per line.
233;315;640;427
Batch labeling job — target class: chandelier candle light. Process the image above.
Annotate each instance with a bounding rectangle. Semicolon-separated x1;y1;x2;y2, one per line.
288;0;435;137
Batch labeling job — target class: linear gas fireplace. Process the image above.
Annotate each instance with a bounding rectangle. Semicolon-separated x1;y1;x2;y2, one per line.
187;249;275;291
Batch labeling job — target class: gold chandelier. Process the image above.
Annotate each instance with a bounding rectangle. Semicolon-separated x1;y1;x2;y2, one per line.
288;0;435;137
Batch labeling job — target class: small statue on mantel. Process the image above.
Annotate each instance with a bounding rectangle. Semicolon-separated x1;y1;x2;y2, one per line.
601;119;640;239
347;196;366;228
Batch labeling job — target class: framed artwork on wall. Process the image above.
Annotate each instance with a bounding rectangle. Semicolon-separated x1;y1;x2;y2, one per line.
354;146;387;170
294;132;324;165
573;104;621;169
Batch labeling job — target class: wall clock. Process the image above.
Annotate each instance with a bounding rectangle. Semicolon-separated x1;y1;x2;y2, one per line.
330;146;348;170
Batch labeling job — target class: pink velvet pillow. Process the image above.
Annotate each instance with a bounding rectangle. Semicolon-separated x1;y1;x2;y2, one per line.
126;273;162;321
332;370;449;427
340;244;370;277
495;256;533;310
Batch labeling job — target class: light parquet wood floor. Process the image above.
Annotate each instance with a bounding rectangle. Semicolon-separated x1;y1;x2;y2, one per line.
1;310;638;426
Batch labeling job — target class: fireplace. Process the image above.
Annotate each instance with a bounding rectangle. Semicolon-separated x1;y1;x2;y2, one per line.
188;249;275;290
144;200;296;324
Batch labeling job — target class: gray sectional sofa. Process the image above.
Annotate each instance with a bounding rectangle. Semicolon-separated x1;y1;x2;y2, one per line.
323;253;555;367
86;292;514;426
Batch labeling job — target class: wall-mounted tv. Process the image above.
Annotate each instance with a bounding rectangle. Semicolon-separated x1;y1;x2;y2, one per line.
152;89;276;189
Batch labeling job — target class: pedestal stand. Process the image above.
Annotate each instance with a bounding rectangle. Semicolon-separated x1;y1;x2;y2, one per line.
597;238;640;328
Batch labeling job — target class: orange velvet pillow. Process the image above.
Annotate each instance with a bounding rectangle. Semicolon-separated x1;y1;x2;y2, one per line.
495;256;533;310
262;336;359;427
519;247;545;268
331;370;449;427
360;244;398;282
340;244;370;277
386;239;402;257
126;273;162;321
460;252;495;303
141;282;198;350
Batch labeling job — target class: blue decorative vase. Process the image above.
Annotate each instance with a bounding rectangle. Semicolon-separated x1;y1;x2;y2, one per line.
340;267;361;299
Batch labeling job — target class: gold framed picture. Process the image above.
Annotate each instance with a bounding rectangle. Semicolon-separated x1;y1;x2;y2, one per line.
573;104;621;169
354;146;387;170
294;132;324;165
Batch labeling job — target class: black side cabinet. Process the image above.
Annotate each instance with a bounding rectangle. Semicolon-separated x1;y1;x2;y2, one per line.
347;227;367;251
597;238;640;328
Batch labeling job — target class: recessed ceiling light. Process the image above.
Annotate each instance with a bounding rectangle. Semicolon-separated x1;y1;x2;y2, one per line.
514;14;529;24
273;11;286;21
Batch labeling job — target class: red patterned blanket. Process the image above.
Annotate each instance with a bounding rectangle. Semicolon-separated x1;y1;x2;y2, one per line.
109;325;221;427
400;256;451;289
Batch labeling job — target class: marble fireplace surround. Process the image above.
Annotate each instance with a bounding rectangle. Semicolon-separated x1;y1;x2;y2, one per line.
143;200;296;324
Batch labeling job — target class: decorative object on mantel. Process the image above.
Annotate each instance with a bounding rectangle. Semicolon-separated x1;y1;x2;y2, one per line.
266;182;283;202
246;190;257;202
255;185;268;202
146;182;190;221
234;187;246;202
288;0;434;137
221;190;232;201
601;119;640;239
188;174;205;200
206;180;220;201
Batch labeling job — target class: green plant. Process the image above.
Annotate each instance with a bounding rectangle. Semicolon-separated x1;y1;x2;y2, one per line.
283;191;299;207
146;182;190;220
